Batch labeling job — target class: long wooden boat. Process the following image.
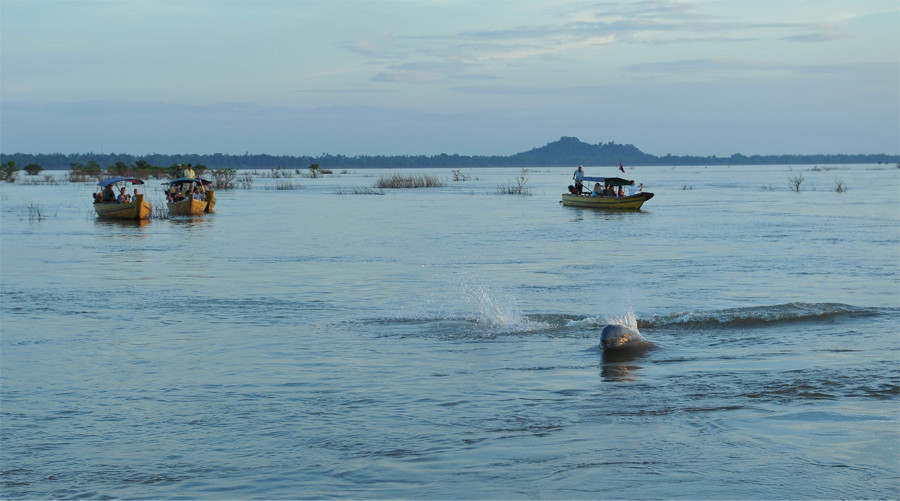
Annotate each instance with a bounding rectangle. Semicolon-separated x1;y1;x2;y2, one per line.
93;177;151;220
560;191;654;209
561;175;654;210
165;177;216;216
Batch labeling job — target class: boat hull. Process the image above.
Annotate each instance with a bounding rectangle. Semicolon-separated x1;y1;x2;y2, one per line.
167;190;216;216
93;194;151;220
560;192;654;209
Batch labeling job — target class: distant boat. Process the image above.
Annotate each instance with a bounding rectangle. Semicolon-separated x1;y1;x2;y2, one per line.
164;177;216;216
93;177;151;220
561;176;654;209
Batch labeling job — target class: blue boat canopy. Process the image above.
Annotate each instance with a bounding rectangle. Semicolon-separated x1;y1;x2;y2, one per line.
582;176;634;186
97;177;145;187
165;177;212;187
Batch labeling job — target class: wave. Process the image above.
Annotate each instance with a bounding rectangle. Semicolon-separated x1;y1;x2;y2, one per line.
639;302;881;329
377;292;888;340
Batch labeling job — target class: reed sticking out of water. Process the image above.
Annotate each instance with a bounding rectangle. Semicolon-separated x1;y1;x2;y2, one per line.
834;179;847;193
27;202;46;221
20;175;60;186
451;169;471;181
265;181;301;190
335;187;384;195
497;168;532;195
375;173;443;189
149;195;169;219
788;173;804;192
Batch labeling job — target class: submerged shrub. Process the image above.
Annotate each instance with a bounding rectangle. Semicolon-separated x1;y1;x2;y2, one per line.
375;173;443;188
212;168;237;189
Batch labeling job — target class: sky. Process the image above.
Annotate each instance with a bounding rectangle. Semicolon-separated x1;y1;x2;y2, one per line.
1;0;898;157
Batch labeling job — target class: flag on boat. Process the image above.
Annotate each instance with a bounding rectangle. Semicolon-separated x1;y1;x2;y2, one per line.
618;163;625;173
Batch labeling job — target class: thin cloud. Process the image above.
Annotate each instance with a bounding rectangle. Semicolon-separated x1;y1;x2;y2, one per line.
626;59;778;73
293;88;397;94
625;59;893;78
339;1;829;85
782;31;854;43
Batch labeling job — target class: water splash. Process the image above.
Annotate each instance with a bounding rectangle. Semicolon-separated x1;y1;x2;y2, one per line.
463;282;520;327
461;281;548;333
606;310;640;333
391;265;551;334
566;309;640;333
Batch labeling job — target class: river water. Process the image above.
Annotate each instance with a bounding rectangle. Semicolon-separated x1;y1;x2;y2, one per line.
1;165;898;499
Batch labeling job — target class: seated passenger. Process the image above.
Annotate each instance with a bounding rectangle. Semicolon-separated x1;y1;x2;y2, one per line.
626;182;644;196
618;187;625;197
591;182;603;197
102;186;116;202
116;187;129;203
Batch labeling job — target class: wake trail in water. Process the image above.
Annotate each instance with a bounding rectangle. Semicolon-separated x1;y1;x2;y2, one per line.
641;302;883;329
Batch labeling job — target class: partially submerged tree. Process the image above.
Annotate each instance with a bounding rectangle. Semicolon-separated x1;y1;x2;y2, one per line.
24;163;43;176
2;161;18;182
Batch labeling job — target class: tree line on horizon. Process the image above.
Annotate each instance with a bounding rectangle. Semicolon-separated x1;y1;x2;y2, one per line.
1;137;897;171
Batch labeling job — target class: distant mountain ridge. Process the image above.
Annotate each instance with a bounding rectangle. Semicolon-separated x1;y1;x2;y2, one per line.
512;136;658;166
2;137;897;170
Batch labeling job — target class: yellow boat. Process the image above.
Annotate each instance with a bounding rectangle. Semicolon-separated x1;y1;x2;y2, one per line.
560;176;654;210
560;192;654;209
93;177;151;220
165;177;216;216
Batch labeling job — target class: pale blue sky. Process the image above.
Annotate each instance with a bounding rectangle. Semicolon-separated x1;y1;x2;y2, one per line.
1;0;897;156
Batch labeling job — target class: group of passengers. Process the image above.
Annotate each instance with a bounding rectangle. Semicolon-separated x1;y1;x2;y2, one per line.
592;183;625;197
166;182;207;203
166;163;206;202
94;186;140;204
589;182;644;198
572;165;644;198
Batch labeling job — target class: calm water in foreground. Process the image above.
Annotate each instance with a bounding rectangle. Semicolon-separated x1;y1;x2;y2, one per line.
2;165;899;499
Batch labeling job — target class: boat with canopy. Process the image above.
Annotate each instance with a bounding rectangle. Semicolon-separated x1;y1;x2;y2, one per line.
164;177;216;216
93;177;151;220
561;176;654;209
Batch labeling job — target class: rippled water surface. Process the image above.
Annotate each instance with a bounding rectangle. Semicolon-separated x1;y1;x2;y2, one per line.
2;165;898;499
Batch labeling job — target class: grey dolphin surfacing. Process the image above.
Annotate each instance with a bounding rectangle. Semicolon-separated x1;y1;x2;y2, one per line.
600;324;652;350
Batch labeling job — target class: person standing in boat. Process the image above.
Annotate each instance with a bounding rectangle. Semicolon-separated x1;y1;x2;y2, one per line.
184;164;196;179
102;185;116;202
573;165;585;194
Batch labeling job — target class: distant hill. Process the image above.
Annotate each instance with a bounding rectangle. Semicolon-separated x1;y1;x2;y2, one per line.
511;136;658;166
2;137;898;170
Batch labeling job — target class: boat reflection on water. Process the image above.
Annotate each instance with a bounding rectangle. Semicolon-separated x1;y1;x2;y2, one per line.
93;218;151;229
